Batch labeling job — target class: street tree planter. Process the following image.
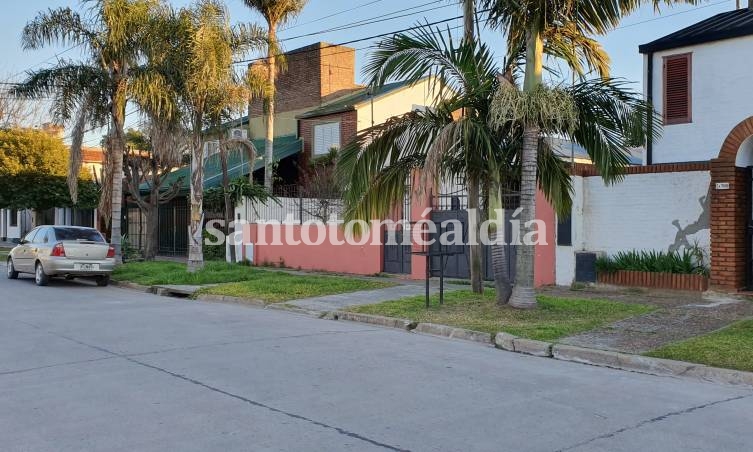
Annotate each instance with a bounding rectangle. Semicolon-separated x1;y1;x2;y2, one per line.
598;270;709;292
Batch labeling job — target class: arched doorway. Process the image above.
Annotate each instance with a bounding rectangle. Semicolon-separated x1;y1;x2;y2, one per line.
710;117;753;290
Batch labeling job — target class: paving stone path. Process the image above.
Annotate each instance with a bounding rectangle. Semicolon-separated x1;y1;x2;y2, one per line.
542;287;753;354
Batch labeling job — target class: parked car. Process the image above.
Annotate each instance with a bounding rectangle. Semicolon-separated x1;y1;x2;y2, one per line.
5;226;115;287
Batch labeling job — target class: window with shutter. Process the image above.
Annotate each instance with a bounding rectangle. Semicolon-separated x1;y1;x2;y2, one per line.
663;53;692;125
313;122;341;155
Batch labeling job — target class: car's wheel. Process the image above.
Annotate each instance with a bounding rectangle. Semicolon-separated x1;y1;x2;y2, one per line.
6;259;18;280
35;262;49;286
96;275;110;287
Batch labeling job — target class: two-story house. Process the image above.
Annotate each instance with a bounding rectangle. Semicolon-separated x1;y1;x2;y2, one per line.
556;5;753;291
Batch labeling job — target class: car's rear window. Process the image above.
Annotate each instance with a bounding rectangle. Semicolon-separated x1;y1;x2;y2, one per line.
53;228;105;243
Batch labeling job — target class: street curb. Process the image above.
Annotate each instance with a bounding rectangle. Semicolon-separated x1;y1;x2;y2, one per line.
267;303;328;318
512;338;554;357
333;311;417;331
414;323;493;345
112;281;154;293
551;344;698;375
194;293;266;307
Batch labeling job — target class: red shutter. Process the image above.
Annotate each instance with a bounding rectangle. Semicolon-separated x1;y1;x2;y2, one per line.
663;53;692;124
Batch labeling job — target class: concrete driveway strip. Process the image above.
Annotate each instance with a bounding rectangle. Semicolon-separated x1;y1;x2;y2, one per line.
0;274;752;452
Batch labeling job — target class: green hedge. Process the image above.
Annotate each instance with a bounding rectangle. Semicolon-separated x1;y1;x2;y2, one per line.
596;248;708;276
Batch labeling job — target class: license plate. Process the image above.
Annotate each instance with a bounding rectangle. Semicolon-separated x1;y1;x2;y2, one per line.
74;263;99;271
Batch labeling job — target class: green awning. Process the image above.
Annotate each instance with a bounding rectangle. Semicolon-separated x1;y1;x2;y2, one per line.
139;135;302;194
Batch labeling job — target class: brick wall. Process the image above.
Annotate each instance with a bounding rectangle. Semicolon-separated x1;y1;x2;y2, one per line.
298;110;358;158
572;161;710;177
249;43;359;116
709;161;749;290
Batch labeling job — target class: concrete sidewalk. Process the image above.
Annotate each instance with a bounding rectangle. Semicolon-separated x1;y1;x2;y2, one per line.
286;283;465;312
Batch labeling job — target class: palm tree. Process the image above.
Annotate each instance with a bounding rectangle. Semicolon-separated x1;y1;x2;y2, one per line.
481;0;696;308
339;25;657;305
15;0;164;263
459;0;485;294
159;0;265;271
241;0;308;190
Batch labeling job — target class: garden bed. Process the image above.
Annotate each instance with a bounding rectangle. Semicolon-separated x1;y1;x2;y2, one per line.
598;270;708;292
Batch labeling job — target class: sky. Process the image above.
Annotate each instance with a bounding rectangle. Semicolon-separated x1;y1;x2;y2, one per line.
0;0;742;144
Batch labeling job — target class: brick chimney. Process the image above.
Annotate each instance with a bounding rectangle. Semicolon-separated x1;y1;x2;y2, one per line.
249;42;360;116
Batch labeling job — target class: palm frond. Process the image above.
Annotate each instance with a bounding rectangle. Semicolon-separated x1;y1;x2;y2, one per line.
12;62;109;123
22;7;96;50
537;139;573;217
564;78;660;182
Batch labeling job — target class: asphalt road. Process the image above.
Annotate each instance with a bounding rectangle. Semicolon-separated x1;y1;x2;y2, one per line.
1;272;752;452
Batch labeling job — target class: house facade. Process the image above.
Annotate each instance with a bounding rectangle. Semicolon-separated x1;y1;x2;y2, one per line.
0;143;101;242
555;6;753;291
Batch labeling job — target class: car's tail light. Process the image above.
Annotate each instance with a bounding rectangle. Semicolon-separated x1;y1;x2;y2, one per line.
107;246;115;258
51;243;66;257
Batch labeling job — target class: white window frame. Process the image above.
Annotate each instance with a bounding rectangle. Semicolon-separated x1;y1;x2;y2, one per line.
313;122;341;155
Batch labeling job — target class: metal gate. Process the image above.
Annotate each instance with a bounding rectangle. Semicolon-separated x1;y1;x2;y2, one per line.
429;209;517;282
124;197;190;257
382;228;412;275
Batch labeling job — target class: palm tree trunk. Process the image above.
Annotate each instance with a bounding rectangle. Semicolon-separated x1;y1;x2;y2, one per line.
263;24;277;191
467;172;484;293
509;29;544;310
462;0;475;42
110;78;127;265
188;118;205;272
220;142;235;263
461;0;482;294
489;179;512;304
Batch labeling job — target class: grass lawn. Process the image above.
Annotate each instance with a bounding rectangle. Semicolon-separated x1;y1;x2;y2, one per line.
201;275;394;304
646;320;753;372
113;260;394;303
349;290;654;342
0;248;10;262
113;261;260;286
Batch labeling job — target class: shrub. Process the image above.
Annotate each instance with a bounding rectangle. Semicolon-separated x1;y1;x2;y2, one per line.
202;230;225;261
596;246;709;276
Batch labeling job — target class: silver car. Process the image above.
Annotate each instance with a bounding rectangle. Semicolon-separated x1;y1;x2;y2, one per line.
6;226;116;287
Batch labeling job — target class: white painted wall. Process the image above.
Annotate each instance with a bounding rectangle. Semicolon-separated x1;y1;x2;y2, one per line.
555;176;586;286
354;79;442;132
555;171;711;286
646;35;753;164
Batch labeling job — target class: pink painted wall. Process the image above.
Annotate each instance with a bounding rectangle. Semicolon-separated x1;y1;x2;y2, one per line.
534;190;557;287
410;169;434;280
243;223;383;275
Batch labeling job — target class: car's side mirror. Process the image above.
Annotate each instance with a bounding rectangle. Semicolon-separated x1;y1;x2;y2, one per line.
18;239;28;245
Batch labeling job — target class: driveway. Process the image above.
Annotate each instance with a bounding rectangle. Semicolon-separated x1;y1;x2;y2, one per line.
1;273;752;452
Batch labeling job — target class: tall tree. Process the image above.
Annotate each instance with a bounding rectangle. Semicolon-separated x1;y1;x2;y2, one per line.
0;127;98;222
459;0;485;294
339;26;657;306
15;0;164;262
241;0;307;190
122;126;186;260
482;0;695;308
160;0;264;271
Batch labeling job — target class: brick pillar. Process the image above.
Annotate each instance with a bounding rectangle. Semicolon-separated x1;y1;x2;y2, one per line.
710;159;749;290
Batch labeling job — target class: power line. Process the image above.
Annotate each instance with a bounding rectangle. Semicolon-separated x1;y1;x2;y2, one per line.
279;0;449;43
8;43;83;83
613;0;732;30
232;11;482;66
282;0;389;31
